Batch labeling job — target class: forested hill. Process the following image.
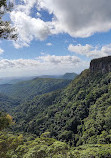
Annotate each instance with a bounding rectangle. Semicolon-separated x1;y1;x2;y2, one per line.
0;78;71;101
11;56;111;147
0;56;111;158
0;72;77;85
0;93;19;112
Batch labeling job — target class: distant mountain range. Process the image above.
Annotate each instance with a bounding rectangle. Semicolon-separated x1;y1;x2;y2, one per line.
38;72;78;80
0;78;72;101
0;76;35;85
0;56;111;158
0;72;77;101
8;56;111;147
0;72;78;85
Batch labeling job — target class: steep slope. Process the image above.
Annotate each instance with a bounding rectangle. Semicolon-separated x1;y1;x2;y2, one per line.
11;56;111;146
0;93;19;112
0;56;111;158
0;78;71;101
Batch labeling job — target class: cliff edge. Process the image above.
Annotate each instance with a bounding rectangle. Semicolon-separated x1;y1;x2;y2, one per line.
90;56;111;73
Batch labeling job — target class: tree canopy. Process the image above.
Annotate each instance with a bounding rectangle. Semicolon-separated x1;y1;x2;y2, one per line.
0;0;17;39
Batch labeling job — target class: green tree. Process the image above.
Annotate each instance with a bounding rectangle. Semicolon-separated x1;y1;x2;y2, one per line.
0;0;17;39
0;112;13;130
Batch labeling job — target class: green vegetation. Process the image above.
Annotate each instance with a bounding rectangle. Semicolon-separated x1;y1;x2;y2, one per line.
0;59;111;157
11;70;111;147
61;73;78;80
0;130;111;158
0;112;13;130
0;78;71;101
0;0;17;40
0;0;110;155
0;93;19;112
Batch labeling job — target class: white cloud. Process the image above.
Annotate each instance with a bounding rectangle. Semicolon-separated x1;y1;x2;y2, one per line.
68;44;111;58
10;11;51;48
38;0;111;37
37;55;80;64
0;48;4;55
10;0;111;48
68;44;92;56
0;55;89;77
14;0;37;15
46;43;52;46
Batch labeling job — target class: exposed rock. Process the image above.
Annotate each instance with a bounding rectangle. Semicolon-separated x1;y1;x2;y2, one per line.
90;56;111;73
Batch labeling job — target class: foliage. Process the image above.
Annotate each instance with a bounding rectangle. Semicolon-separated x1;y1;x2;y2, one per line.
0;0;17;40
61;72;78;80
0;131;23;158
0;67;111;157
0;60;111;157
0;78;71;101
0;131;111;158
9;70;111;146
0;112;13;130
71;144;111;158
0;93;20;113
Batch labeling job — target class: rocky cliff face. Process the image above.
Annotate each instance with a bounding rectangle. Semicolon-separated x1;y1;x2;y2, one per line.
90;56;111;73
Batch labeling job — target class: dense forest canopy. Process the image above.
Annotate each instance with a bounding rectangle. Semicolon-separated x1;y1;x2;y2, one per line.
0;78;71;101
10;69;111;146
0;56;111;157
0;64;111;157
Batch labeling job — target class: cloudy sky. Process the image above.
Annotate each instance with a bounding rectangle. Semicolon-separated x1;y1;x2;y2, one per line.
0;0;111;77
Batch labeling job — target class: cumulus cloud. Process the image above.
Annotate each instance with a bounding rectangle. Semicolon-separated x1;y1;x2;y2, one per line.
68;44;111;58
38;0;111;37
0;55;89;77
13;0;37;15
37;55;80;64
11;11;51;48
10;0;111;48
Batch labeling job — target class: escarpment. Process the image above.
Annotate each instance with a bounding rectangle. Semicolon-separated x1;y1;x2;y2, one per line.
90;56;111;73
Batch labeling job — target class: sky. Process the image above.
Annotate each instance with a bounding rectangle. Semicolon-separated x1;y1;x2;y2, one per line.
0;0;111;77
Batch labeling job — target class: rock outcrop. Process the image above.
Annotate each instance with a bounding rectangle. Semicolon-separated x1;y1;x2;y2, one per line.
90;56;111;73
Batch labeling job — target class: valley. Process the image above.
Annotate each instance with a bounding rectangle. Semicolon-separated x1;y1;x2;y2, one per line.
0;56;111;158
1;1;111;157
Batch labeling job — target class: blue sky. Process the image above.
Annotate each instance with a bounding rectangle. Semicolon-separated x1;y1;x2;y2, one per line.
0;0;111;77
